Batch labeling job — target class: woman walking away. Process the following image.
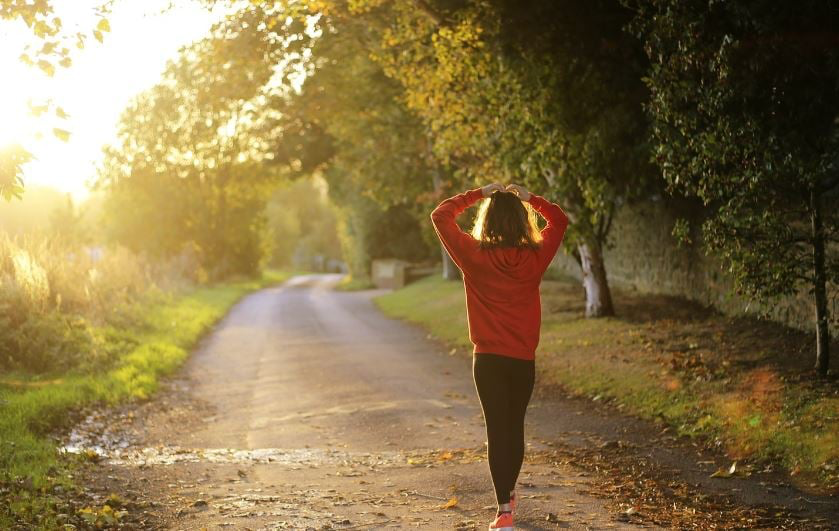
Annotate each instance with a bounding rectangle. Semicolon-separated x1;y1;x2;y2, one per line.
431;183;569;531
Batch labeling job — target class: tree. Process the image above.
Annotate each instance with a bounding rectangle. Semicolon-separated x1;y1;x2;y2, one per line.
248;4;441;280
633;0;839;375
49;194;87;246
265;177;342;269
97;7;285;278
0;0;111;199
0;145;31;200
346;0;656;316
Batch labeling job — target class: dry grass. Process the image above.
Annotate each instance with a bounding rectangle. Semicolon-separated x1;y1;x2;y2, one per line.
0;234;199;373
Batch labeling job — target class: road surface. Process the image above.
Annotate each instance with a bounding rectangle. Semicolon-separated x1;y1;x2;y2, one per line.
70;274;836;530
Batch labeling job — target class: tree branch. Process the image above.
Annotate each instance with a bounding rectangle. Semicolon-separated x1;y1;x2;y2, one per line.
570;246;582;267
413;0;448;26
600;202;616;243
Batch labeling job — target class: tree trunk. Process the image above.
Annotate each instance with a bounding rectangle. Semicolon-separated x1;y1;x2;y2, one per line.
426;134;460;281
441;244;461;280
810;188;830;376
578;240;614;317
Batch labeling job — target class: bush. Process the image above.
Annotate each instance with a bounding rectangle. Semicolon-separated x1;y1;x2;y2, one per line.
0;234;192;374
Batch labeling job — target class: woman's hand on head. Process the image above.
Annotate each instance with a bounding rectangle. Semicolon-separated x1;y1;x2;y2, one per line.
505;183;531;201
481;182;505;197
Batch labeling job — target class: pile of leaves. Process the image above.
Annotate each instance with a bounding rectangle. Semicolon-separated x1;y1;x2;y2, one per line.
528;442;835;529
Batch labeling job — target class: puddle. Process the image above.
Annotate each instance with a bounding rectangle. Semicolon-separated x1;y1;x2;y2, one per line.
64;443;487;469
99;446;405;467
61;411;134;458
269;398;454;422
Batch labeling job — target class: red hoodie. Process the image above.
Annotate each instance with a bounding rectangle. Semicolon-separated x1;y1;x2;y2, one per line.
430;188;569;361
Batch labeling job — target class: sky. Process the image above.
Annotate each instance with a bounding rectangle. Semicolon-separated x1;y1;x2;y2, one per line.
0;0;230;202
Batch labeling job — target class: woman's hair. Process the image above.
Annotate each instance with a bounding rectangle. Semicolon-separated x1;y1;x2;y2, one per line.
471;191;542;249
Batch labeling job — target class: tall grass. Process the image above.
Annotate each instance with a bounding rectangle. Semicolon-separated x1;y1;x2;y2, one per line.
0;234;197;374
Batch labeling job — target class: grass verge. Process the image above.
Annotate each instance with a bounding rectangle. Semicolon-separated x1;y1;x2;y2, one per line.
375;275;839;492
0;269;294;528
333;274;375;291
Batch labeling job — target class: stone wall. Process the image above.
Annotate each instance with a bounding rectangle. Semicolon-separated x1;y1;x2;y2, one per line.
549;196;838;336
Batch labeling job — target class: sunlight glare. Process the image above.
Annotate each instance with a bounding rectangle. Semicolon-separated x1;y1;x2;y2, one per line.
0;0;228;201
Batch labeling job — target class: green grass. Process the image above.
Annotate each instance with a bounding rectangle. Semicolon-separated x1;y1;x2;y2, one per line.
0;269;295;528
333;274;376;291
374;275;472;350
375;275;839;492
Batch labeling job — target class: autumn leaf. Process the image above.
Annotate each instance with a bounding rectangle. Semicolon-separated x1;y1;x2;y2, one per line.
441;496;458;509
37;59;55;76
28;101;50;117
53;128;71;142
97;18;111;33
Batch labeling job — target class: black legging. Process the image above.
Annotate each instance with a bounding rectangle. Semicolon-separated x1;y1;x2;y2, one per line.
472;352;535;505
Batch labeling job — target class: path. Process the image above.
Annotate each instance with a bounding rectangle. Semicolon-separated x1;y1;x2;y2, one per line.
69;274;837;530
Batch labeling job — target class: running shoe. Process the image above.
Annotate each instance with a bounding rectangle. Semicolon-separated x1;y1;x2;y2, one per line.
488;510;513;531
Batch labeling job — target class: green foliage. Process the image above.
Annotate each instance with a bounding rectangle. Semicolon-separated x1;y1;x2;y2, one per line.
329;172;435;279
48;195;88;247
0;233;194;374
349;0;655;249
0;1;112;201
265;177;342;269
0;144;31;201
0;0;111;71
250;4;441;277
97;7;290;279
632;0;839;370
633;0;839;295
270;0;658;313
368;205;434;263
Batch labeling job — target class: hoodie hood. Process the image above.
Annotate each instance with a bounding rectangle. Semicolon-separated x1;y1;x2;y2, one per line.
484;246;540;282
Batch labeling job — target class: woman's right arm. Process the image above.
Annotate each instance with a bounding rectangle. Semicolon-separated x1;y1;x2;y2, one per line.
528;193;570;271
430;183;504;271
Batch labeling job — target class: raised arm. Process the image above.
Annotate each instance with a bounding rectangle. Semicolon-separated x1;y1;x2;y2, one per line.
430;184;502;271
529;193;570;271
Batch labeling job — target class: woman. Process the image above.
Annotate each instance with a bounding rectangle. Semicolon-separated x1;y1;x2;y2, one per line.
430;183;569;531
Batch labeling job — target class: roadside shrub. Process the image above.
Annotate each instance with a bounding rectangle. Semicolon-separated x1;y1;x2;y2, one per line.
0;234;193;374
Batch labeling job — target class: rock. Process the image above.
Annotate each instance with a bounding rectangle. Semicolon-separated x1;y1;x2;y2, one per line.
192;499;209;509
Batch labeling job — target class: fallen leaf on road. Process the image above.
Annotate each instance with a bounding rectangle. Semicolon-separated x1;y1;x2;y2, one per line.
710;461;737;478
441;496;459;509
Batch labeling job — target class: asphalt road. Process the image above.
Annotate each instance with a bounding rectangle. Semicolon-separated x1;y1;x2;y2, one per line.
72;274;836;529
87;274;650;530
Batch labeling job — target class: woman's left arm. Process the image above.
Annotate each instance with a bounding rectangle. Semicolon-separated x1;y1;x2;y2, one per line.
430;184;501;271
